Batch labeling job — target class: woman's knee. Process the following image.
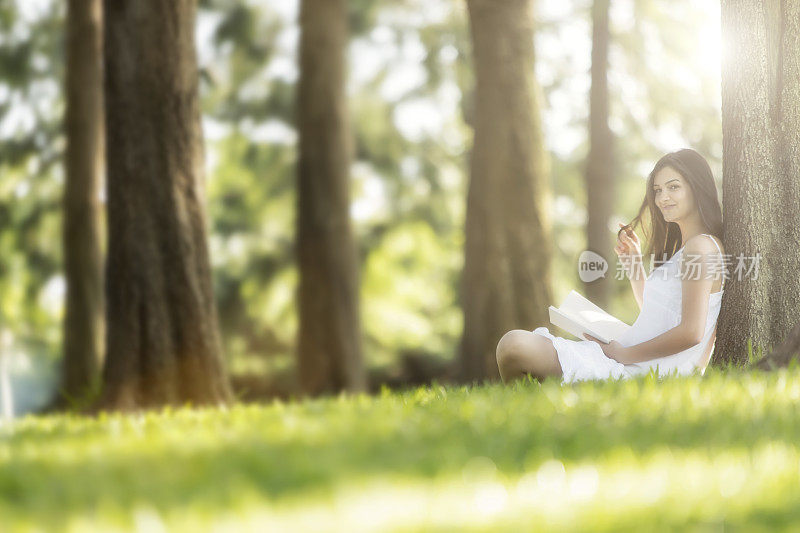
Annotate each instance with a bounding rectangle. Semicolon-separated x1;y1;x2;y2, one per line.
496;329;559;379
496;329;530;369
496;329;553;371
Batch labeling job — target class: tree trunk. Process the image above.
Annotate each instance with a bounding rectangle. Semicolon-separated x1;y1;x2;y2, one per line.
758;320;800;370
716;0;800;366
460;0;553;382
101;0;231;409
583;0;614;308
61;0;104;405
296;0;367;395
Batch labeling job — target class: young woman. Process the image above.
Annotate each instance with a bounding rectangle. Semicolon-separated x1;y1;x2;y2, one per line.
496;148;726;384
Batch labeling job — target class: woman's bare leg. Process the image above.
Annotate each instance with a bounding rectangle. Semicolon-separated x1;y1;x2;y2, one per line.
495;329;562;383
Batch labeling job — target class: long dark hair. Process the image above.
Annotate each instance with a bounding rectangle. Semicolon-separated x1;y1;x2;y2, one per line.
620;149;723;268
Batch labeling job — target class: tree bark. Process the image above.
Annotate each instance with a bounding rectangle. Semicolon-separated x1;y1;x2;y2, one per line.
460;0;553;382
61;0;104;405
717;0;800;366
758;320;800;370
583;0;614;308
296;0;367;395
101;0;231;408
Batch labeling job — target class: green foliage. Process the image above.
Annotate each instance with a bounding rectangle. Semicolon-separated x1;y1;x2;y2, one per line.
200;0;470;374
206;131;296;360
3;366;800;530
0;0;727;388
0;0;65;360
362;220;462;365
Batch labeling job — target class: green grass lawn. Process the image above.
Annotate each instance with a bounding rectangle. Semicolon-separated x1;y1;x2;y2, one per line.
3;365;800;532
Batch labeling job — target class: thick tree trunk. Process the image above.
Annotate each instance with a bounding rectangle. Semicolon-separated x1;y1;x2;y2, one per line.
101;0;231;408
583;0;614;308
460;0;553;382
717;0;800;366
61;0;104;404
296;0;367;395
758;320;800;370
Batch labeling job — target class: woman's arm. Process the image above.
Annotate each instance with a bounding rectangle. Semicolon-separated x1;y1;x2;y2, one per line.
615;223;645;311
627;260;645;311
621;235;720;364
621;322;702;363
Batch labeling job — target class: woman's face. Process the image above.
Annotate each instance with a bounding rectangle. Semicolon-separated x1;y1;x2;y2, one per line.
652;166;695;222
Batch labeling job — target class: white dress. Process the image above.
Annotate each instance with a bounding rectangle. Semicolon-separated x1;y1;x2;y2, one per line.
533;234;725;384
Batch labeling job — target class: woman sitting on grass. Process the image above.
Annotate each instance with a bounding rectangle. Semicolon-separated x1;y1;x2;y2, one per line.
496;148;726;384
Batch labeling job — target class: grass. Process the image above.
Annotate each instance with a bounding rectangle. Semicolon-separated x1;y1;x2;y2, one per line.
3;363;800;531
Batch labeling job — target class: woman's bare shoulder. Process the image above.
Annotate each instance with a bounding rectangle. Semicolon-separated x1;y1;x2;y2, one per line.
683;234;725;257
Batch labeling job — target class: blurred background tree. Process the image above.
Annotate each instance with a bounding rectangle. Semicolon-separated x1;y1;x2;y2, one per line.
583;0;613;308
295;0;366;395
101;0;231;408
59;0;103;407
0;0;724;409
460;0;552;382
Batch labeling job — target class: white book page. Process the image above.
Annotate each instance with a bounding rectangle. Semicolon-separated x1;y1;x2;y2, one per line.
549;290;630;342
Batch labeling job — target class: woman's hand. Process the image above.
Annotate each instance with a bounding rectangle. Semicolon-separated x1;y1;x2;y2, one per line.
583;334;631;364
615;222;643;278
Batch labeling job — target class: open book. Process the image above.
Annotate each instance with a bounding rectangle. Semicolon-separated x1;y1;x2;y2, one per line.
548;290;631;344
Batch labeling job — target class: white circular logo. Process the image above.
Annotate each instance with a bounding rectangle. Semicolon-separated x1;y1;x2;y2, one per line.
578;250;608;282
